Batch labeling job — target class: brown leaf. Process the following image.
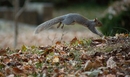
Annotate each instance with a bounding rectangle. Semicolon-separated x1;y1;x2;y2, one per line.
54;68;59;73
103;69;109;75
70;37;78;45
0;49;7;56
84;60;93;71
124;34;129;37
2;58;10;64
91;39;107;47
59;51;67;55
23;65;36;74
57;74;65;77
11;67;24;75
43;48;54;57
0;72;5;77
81;54;92;61
91;39;107;46
93;59;102;69
56;41;61;45
5;66;11;75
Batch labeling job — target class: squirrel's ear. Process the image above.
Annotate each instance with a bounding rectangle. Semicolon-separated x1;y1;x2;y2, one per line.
94;18;97;22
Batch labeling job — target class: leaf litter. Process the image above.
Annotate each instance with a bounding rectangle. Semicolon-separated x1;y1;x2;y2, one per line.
0;34;130;77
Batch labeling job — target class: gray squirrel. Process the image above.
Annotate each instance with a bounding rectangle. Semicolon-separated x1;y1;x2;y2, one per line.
34;13;103;37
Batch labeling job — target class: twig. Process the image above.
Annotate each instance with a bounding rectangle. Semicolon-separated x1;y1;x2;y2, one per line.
60;29;67;41
13;0;30;48
47;33;57;44
15;0;30;19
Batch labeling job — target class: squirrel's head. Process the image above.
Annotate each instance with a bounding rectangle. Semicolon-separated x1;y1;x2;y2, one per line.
94;18;102;27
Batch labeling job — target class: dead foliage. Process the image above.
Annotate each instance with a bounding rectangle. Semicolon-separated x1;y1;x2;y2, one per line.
0;34;130;77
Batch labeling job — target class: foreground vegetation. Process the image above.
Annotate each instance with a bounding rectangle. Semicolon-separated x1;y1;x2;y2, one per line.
0;34;130;77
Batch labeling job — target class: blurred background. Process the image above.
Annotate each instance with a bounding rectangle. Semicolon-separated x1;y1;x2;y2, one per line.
0;0;130;48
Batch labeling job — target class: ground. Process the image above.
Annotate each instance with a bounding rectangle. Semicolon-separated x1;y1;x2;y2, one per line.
0;19;100;49
0;32;129;77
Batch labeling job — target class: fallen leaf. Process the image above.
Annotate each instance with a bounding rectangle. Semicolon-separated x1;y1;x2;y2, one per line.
70;37;79;45
52;56;60;63
85;69;102;77
84;60;93;71
21;45;28;52
107;57;116;68
11;67;24;75
106;74;116;77
0;49;7;56
0;72;5;77
56;41;61;45
91;39;106;46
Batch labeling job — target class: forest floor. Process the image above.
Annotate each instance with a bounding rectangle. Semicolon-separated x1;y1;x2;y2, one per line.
0;19;130;77
0;25;130;76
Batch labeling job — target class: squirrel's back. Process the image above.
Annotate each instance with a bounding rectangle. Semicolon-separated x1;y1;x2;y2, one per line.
63;13;89;25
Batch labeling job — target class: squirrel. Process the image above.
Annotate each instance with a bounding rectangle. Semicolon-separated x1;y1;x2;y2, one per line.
34;13;103;37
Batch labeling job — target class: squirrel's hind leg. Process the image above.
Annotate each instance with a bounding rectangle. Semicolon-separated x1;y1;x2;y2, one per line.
57;22;64;29
61;24;64;29
57;22;62;28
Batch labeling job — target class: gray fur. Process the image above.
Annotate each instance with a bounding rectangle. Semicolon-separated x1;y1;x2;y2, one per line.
34;13;103;36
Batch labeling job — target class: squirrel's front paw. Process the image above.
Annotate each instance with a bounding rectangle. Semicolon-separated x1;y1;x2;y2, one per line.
99;33;104;37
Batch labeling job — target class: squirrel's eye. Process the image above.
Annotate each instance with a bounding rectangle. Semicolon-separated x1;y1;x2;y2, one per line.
98;22;101;24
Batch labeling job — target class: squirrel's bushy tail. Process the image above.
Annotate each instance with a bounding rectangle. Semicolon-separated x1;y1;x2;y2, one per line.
34;16;64;34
